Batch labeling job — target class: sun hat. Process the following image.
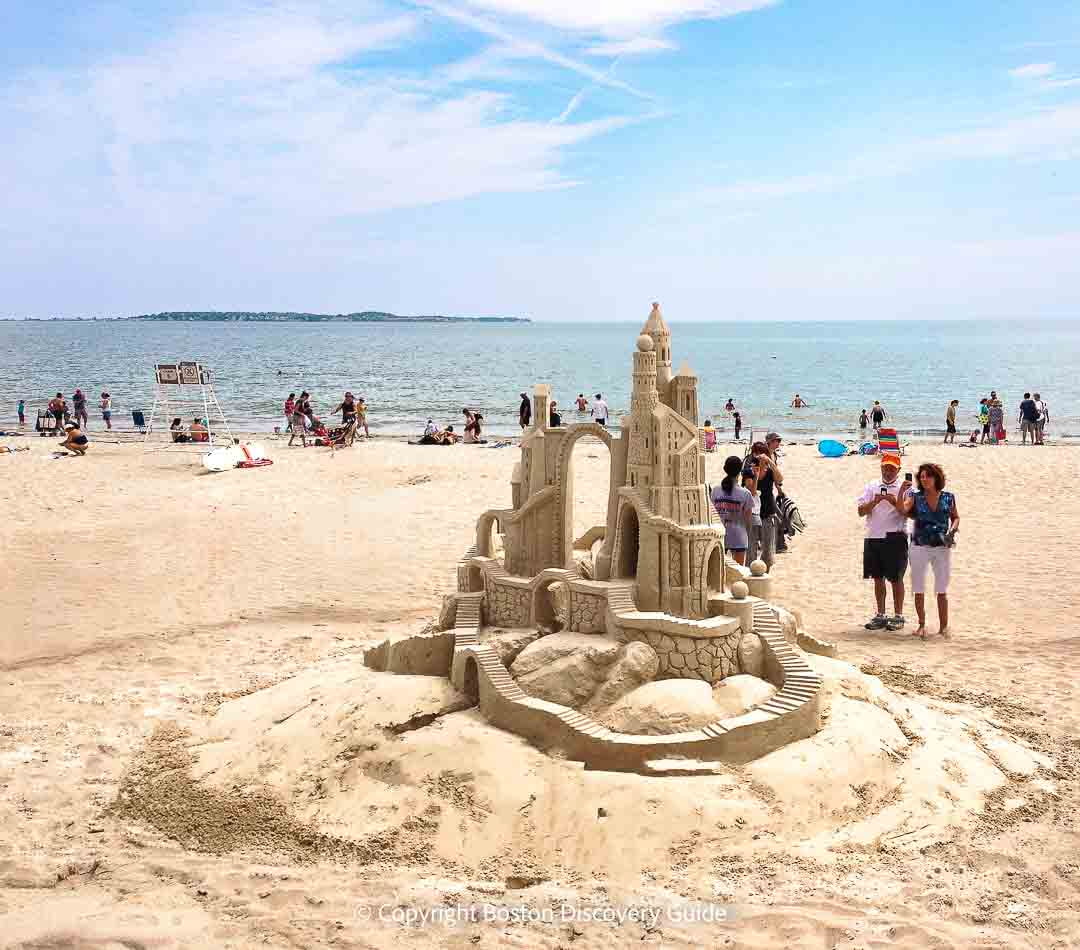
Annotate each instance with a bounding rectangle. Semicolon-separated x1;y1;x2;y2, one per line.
880;453;901;468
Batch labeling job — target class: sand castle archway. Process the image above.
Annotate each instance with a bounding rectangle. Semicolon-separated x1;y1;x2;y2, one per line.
553;423;613;569
462;655;480;703
705;544;725;596
614;503;640;579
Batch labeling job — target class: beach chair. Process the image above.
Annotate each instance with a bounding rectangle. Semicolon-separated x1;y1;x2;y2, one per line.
875;427;904;456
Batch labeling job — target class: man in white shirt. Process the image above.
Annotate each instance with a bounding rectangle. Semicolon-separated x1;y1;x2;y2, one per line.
591;393;609;426
857;453;912;631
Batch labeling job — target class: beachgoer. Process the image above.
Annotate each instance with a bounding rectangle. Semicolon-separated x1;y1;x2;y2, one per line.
334;392;357;426
59;422;89;456
742;452;764;564
190;417;209;443
354;398;370;438
170;418;190;443
724;398;736;413
870;401;887;431
284;393;296;432
591;393;609;427
791;394;808;408
49;393;66;433
549;401;562;427
575;394;588;412
1018;392;1039;445
753;434;784;568
732;410;742;441
711;456;754;565
289;392;310;447
978;398;990;443
72;389;88;427
518;392;532;429
859;408;869;432
702;419;717;453
901;462;959;638
17;399;25;425
100;392;112;430
944;399;958;444
1034;392;1048;444
423;419;438;439
421;424;458;445
464;412;486;444
988;399;1005;444
857;452;910;632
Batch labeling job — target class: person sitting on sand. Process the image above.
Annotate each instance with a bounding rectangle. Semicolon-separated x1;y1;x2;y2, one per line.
423;419;438;439
190;417;209;443
59;422;89;456
170;418;190;443
421;424;458;445
900;462;959;639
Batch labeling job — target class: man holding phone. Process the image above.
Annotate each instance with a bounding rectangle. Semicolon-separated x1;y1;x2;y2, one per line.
857;452;912;631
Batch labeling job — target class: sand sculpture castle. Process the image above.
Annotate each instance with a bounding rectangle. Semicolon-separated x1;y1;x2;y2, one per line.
367;303;830;774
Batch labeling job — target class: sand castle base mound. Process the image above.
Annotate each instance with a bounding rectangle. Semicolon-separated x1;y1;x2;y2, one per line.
135;649;1055;882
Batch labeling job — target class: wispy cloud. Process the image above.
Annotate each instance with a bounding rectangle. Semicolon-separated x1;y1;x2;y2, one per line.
585;37;677;57
1007;60;1080;90
453;0;778;34
691;103;1080;206
0;0;638;243
409;0;651;99
1009;62;1056;79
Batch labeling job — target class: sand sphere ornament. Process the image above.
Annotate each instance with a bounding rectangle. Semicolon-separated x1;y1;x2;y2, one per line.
731;580;749;600
636;333;654;352
750;559;767;577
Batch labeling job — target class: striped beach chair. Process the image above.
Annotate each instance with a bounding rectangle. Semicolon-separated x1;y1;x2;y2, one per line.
876;427;903;456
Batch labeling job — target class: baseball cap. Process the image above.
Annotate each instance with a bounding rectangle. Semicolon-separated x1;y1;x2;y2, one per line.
766;432;781;442
880;453;901;468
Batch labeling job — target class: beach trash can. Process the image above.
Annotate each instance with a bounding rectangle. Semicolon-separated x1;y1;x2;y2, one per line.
132;409;146;431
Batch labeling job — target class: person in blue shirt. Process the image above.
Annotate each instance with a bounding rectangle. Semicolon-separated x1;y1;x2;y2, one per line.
17;399;25;425
900;462;960;639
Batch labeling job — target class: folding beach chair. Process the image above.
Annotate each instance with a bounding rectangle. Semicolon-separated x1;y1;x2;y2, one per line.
875;427;903;456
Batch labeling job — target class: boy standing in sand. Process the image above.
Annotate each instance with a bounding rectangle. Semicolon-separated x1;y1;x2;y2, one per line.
17;398;25;425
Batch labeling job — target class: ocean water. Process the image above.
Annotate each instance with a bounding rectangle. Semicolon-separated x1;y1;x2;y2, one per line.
1;319;1077;440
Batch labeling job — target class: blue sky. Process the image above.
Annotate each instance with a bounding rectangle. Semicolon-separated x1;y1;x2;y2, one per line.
2;0;1079;320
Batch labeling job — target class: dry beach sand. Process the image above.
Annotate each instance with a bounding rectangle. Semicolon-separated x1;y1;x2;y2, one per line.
1;433;1079;948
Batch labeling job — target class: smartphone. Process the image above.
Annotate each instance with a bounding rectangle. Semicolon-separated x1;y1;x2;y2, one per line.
880;486;888;494
904;472;913;483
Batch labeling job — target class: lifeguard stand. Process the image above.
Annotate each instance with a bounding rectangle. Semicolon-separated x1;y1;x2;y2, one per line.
144;361;232;449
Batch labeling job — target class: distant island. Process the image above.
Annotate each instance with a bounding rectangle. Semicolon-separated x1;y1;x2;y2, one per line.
128;311;529;323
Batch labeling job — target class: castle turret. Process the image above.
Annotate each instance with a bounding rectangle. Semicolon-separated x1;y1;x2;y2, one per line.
627;333;658;492
642;302;672;388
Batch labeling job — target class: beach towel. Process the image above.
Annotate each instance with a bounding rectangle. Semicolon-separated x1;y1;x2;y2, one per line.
876;428;901;454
